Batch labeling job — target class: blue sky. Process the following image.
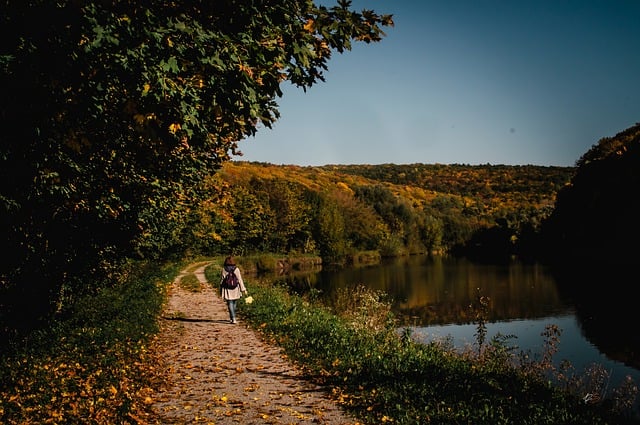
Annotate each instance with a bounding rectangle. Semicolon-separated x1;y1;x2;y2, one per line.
237;1;640;167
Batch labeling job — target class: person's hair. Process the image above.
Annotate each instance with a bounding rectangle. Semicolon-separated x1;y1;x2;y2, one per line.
224;256;236;266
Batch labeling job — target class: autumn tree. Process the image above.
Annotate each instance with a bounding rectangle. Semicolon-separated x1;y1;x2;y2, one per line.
226;185;274;255
0;1;393;333
329;186;389;251
249;179;313;253
314;194;349;261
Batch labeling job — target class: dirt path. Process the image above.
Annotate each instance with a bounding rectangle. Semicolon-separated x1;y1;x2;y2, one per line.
149;262;358;425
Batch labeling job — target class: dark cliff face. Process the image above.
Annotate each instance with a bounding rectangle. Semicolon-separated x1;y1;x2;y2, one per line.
541;123;640;267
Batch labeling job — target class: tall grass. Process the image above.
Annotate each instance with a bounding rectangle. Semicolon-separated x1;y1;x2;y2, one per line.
228;273;640;425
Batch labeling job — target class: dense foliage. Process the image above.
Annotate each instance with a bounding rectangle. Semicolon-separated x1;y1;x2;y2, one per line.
0;0;392;338
541;123;640;266
194;161;574;261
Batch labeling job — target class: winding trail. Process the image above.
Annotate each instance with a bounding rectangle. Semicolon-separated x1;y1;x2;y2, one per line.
149;262;358;424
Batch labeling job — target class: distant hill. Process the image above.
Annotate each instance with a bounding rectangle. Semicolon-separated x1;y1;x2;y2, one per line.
221;161;575;261
232;161;574;209
318;163;572;198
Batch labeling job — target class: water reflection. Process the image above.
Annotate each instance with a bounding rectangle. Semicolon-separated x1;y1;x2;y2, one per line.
268;254;640;385
314;255;574;326
553;266;640;371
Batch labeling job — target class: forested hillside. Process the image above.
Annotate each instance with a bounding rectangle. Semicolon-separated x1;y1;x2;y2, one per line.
320;163;570;197
541;123;640;266
199;161;575;263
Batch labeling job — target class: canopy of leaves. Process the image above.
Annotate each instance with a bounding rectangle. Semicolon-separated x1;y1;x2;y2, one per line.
0;0;393;335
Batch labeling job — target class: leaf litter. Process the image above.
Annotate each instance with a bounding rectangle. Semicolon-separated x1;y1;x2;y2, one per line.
148;262;359;424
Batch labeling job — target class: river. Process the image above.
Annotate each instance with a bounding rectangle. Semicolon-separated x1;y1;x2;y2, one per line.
274;254;640;396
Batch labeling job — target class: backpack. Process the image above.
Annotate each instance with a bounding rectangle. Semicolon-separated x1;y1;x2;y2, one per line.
222;268;239;289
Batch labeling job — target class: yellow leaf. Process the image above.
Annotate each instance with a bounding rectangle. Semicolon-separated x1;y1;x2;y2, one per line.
304;19;314;32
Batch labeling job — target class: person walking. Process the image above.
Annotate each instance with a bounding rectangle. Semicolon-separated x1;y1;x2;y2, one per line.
220;256;247;324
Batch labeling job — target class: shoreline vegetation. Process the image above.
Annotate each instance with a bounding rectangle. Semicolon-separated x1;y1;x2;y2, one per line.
1;256;638;424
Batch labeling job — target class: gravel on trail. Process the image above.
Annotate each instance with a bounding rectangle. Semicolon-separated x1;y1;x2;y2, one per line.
149;262;359;425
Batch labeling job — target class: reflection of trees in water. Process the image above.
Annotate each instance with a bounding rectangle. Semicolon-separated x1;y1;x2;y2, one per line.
390;259;570;326
273;256;640;373
578;308;640;372
554;266;640;371
276;256;571;325
399;303;479;327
